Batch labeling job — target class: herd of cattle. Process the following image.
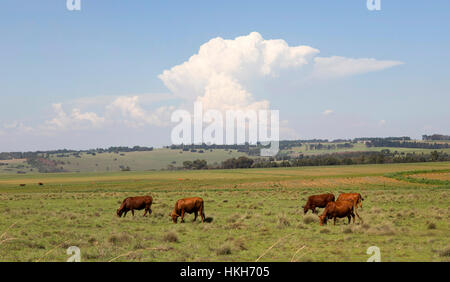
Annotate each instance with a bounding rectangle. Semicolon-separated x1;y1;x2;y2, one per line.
303;192;364;225
116;192;364;226
117;196;205;223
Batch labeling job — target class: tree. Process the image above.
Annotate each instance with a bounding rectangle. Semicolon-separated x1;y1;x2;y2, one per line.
183;161;193;169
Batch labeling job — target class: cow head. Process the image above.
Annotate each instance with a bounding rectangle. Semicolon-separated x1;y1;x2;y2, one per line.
170;211;179;223
358;195;364;208
303;204;309;215
116;208;123;217
319;214;328;226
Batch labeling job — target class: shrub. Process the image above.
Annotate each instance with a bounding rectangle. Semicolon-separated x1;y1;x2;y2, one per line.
303;214;317;224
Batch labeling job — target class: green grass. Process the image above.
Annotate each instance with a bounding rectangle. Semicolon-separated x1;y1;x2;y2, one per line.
385;169;450;186
0;162;449;262
284;142;450;156
46;149;247;172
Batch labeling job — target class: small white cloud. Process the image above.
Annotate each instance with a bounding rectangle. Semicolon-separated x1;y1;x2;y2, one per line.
312;56;403;79
323;109;334;116
106;96;174;127
3;121;34;133
379;120;387;126
45;103;105;130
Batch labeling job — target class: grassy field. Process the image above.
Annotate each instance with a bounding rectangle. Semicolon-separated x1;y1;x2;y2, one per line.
48;149;249;172
0;149;248;174
2;141;448;174
0;162;449;262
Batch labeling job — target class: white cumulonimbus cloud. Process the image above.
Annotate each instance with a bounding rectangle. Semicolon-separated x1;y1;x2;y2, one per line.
159;32;402;115
159;32;319;113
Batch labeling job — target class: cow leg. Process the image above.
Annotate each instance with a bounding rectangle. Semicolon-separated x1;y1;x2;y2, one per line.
333;217;336;225
193;211;198;222
148;208;152;216
312;206;317;214
131;209;135;216
181;210;185;223
347;215;351;224
123;210;128;217
354;209;362;223
143;209;147;217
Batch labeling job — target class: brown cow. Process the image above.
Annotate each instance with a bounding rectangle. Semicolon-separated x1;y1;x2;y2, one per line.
337;193;364;209
303;193;335;214
116;196;153;217
337;193;364;220
170;197;205;223
319;200;357;226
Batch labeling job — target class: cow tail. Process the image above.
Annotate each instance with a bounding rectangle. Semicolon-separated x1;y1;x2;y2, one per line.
353;200;361;218
201;200;205;219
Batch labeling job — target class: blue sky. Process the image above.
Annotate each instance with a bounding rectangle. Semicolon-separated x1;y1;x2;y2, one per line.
0;0;449;151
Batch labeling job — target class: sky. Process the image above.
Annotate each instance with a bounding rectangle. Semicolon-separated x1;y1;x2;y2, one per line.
0;0;449;151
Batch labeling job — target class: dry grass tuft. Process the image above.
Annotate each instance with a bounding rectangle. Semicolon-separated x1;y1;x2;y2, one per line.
216;243;232;255
233;238;247;251
108;232;132;245
277;214;291;227
303;214;317;224
162;231;179;243
439;246;450;257
368;224;396;236
342;226;353;234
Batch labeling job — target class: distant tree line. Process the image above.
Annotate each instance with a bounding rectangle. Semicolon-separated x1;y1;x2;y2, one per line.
167;143;260;155
307;143;354;150
422;134;450;141
366;140;449;149
0;146;154;160
354;136;411;142
168;150;450;171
